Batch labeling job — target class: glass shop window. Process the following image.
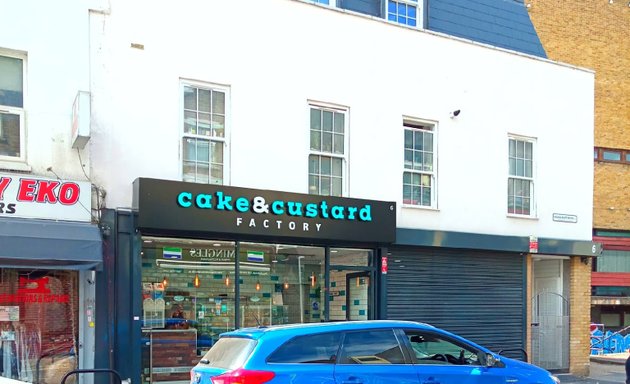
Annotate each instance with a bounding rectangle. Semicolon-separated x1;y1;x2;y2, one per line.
0;269;79;383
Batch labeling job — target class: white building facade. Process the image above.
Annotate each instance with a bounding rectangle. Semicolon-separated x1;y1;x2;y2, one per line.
1;0;598;382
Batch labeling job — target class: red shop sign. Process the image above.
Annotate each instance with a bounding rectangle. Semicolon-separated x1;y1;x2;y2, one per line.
381;256;388;274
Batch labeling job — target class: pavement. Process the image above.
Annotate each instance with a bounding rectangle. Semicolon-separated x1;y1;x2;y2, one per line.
556;354;628;384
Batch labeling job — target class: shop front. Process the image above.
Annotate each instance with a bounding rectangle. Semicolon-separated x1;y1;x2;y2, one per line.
0;173;102;384
102;178;396;384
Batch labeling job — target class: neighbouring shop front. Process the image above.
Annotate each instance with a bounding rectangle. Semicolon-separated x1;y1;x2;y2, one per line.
0;173;102;384
101;178;396;384
388;228;601;374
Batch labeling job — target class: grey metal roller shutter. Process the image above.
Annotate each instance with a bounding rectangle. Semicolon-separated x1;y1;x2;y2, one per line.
387;248;526;359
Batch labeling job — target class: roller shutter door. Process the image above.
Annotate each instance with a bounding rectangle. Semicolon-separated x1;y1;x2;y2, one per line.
387;249;525;359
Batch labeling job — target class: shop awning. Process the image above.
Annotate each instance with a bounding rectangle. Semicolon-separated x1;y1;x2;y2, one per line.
0;218;103;270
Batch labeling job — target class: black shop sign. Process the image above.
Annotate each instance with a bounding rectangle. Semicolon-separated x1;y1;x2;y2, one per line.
133;178;396;244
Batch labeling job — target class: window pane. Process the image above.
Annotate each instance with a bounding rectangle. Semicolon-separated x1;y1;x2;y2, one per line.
210;141;223;164
332;158;342;177
321;176;331;195
424;133;433;152
516;140;524;158
310;108;322;131
405;331;480;366
198;112;211;136
339;330;405;364
183;161;196;182
212;115;225;137
404;130;413;149
334;113;344;134
509;158;516;175
310;130;321;151
403;172;411;184
0;112;21;157
309;175;319;194
183;86;197;110
210;164;223;184
183;138;196;161
197;163;210;184
309;155;319;173
414;131;423;151
323;111;333;132
332;177;342;196
321;157;331;175
509;139;516;157
424;153;433;172
197;139;210;161
198;89;211;113
322;132;333;152
403;184;412;204
413;151;422;170
212;91;225;114
333;133;344;155
626;153;630;163
0;56;23;108
404;150;413;169
268;332;341;363
184;111;197;134
525;142;533;160
603;151;621;161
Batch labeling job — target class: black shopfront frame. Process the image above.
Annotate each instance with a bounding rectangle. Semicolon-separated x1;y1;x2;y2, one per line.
97;179;396;384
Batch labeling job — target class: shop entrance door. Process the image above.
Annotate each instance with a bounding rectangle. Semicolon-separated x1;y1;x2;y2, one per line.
346;272;371;321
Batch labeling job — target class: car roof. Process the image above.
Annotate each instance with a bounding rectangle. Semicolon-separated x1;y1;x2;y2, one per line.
220;320;435;340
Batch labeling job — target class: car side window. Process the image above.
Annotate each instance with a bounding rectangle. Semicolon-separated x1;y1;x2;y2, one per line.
403;330;482;366
338;329;406;365
267;332;342;364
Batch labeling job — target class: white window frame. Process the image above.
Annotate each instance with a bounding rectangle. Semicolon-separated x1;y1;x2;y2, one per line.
180;79;230;185
304;0;424;29
386;0;423;28
507;135;536;218
0;50;26;164
402;118;437;209
308;102;349;197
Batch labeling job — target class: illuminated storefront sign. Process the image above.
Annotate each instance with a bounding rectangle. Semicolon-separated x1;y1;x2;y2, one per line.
0;173;92;221
133;178;396;243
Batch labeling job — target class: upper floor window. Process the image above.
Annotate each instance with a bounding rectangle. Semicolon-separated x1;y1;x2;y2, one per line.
309;104;347;196
508;136;535;216
387;0;419;27
403;119;436;208
307;0;423;28
594;147;630;164
0;52;25;162
182;82;228;184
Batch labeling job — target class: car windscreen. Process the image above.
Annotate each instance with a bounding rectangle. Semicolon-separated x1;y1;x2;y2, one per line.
201;337;257;370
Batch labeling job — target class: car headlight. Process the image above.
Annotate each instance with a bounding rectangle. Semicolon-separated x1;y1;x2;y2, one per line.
550;375;561;384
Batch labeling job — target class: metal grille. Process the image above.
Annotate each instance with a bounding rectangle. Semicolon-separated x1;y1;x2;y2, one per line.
531;292;569;370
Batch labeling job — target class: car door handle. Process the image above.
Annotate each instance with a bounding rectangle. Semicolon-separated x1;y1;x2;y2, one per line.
422;377;440;384
341;376;363;384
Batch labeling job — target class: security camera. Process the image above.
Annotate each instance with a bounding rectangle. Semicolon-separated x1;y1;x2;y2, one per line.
449;110;461;118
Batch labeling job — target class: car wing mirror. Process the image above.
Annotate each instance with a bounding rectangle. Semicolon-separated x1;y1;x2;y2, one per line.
485;353;500;368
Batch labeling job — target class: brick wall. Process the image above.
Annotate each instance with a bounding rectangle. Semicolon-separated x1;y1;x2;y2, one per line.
527;0;630;230
569;256;592;376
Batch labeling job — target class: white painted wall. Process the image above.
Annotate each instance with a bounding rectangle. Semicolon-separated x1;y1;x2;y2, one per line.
0;0;92;181
87;0;594;241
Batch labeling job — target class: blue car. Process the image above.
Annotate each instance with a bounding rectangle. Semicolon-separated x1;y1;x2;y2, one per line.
190;320;560;384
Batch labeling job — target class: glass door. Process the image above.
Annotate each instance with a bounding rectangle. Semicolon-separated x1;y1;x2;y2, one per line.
346;272;370;321
328;248;375;321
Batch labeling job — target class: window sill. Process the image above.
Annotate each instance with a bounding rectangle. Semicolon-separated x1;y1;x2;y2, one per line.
402;204;439;212
506;213;538;220
0;160;31;173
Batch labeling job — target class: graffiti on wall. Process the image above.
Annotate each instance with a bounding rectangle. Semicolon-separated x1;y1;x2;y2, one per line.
591;325;630;354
